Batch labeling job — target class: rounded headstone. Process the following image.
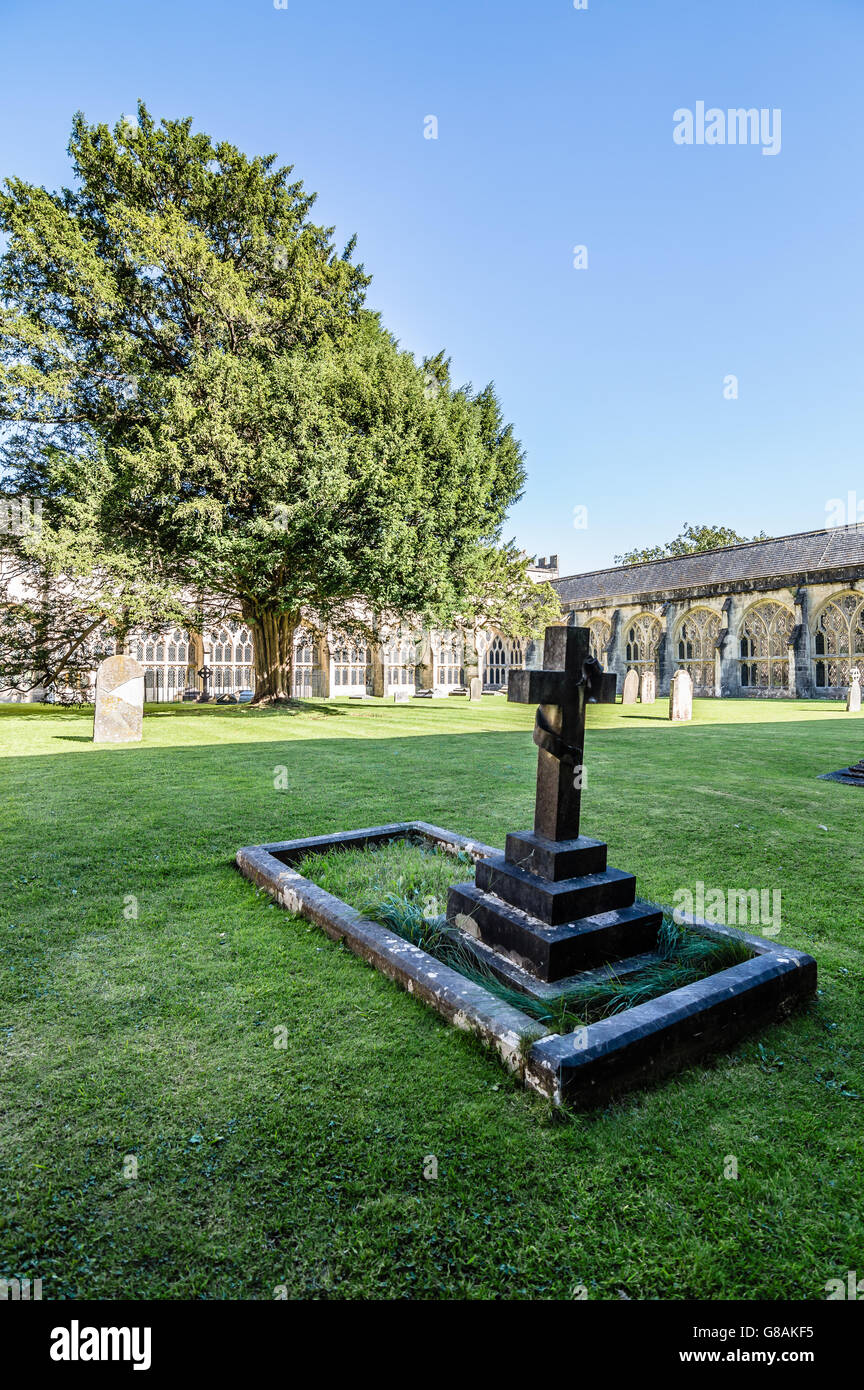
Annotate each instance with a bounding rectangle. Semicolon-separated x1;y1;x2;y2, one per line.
93;655;144;743
622;669;639;705
669;668;693;723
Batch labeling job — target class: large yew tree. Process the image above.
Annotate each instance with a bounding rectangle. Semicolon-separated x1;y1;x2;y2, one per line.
0;105;526;700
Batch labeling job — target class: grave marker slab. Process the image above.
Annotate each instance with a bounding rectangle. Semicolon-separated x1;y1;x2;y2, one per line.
93;655;144;743
622;669;639;704
846;670;861;712
640;671;656;704
468;677;483;702
669;668;693;722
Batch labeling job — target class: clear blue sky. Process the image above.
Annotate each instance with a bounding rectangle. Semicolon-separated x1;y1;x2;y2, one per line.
2;0;861;575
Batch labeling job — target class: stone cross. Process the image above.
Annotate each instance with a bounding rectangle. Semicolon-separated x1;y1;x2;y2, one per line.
508;625;614;841
93;655;144;743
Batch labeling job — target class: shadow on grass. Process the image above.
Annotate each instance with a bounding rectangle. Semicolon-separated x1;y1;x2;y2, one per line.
142;698;352;719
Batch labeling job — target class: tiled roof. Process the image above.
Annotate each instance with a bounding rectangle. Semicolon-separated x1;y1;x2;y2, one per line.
555;526;864;605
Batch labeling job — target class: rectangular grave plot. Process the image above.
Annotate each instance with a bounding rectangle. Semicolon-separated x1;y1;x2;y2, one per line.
235;822;816;1109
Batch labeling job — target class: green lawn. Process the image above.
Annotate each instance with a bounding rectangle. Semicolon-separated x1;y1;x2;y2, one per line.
1;695;862;1299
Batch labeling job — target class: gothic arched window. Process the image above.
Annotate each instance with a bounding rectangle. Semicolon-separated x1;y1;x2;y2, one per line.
812;593;864;688
434;634;464;688
588;619;611;665
384;634;416;689
333;643;369;690
624;614;662;680
739;602;794;691
674;609;721;696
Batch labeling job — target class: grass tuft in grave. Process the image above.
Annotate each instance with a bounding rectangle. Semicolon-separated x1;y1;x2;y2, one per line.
295;839;756;1033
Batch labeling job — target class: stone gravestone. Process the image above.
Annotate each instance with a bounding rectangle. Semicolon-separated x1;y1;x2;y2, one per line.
622;669;639;705
468;677;483;702
93;655;144;743
846;669;861;712
393;688;412;703
669;668;693;723
448;625;660;987
640;671;656;704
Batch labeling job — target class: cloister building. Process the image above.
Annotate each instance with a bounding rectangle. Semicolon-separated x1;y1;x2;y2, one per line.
10;529;864;703
120;555;562;702
5;552;560;703
123;622;530;702
553;525;864;698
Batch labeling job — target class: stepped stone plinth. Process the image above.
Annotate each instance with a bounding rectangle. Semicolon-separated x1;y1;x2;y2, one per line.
447;626;662;994
820;756;864;786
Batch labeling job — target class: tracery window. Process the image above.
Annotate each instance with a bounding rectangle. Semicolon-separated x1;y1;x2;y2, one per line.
739;602;794;690
623;614;662;681
434;634;464;688
135;628;193;702
813;593;864;688
587;619;611;666
484;635;523;689
333;643;370;690
384;635;416;689
293;631;320;698
204;624;253;694
675;609;721;696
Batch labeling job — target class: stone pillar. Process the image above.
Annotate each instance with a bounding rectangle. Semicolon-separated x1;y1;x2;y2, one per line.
369;638;386;697
189;629;205;694
658;603;681;697
792;587;813;698
463;628;481;687
718;596;739;697
319;634;334;698
474;629;490;687
416;630;435;691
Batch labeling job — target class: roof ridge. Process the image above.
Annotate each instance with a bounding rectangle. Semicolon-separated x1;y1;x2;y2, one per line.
555;524;851;586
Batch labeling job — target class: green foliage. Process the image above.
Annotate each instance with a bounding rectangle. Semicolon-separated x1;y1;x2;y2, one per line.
450;539;562;644
614;522;770;567
0;104;527;696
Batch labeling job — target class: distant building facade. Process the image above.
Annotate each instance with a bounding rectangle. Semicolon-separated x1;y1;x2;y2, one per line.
3;555;562;703
553;527;864;698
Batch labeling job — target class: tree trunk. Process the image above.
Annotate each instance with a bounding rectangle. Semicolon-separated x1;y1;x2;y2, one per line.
248;609;299;704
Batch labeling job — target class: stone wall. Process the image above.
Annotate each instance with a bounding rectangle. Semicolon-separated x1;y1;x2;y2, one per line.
560;580;864;699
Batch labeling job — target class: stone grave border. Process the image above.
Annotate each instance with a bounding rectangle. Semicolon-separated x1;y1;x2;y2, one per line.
235;821;816;1108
